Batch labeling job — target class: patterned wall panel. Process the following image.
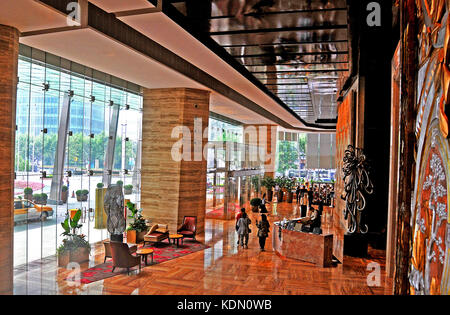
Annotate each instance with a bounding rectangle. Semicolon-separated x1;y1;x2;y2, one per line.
409;0;450;295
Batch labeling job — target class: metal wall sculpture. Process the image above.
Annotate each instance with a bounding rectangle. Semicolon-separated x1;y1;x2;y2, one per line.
408;0;450;295
341;145;373;234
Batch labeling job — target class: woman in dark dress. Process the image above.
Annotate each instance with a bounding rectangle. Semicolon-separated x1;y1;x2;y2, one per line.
256;214;270;251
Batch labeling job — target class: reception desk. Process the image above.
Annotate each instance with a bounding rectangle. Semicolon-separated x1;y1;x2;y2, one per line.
272;222;333;267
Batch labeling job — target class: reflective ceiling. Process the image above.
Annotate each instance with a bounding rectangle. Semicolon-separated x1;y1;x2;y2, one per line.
168;0;349;127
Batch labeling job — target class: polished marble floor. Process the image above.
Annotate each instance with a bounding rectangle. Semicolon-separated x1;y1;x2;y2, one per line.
13;202;393;295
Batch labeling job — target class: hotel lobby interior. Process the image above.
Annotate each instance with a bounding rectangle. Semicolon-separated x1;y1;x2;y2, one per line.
0;0;449;297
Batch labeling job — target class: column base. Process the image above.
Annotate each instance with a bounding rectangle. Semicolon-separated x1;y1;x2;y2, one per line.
344;233;368;257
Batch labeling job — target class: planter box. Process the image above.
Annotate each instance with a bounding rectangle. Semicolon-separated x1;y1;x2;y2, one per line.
58;247;90;268
124;188;133;195
126;229;147;244
61;191;68;203
267;190;273;201
286;192;294;203
277;190;284;202
76;195;88;202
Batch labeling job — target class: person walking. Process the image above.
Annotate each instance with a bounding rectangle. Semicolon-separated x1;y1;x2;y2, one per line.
236;208;246;244
256;214;270;251
237;212;251;249
300;190;308;217
295;185;301;203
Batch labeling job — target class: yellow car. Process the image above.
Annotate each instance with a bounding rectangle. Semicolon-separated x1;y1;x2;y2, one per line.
14;199;54;223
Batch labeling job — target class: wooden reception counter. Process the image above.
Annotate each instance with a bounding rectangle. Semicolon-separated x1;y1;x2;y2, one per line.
272;222;333;267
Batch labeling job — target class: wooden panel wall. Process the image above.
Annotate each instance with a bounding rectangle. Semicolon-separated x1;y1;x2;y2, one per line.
0;24;19;295
141;88;210;234
334;82;356;262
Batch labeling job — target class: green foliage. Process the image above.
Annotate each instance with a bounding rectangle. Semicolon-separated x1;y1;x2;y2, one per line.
277;140;299;174
124;184;133;190
61;185;68;192
57;210;90;255
33;193;48;203
261;176;276;190
24;187;33;194
250;198;262;207
96;183;104;188
76;190;88;196
285;178;297;191
126;202;147;233
251;176;260;193
116;180;123;186
15;131;137;172
298;134;307;154
275;176;288;189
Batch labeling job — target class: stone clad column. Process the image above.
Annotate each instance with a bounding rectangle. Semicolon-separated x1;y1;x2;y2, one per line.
0;24;19;295
141;88;210;234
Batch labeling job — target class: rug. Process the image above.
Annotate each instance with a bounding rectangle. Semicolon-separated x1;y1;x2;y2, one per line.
67;240;208;284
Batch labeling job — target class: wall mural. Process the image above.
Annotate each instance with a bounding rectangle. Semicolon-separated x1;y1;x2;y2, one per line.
409;0;450;295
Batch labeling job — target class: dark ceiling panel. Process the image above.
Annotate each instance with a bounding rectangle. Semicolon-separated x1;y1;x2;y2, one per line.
166;0;349;127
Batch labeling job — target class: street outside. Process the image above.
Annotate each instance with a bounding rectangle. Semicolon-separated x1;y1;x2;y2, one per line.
13;175;139;267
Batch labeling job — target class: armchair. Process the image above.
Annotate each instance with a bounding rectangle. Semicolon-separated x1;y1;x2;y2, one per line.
109;241;141;275
103;240;137;263
177;216;197;241
143;223;169;245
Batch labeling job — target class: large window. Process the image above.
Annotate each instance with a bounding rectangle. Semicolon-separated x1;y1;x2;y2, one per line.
13;46;143;267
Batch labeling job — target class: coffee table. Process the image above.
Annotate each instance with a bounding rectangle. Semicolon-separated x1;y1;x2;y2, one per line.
136;248;154;265
169;234;184;247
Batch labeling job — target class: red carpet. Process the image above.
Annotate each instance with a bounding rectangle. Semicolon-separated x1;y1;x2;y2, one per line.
67;240;208;284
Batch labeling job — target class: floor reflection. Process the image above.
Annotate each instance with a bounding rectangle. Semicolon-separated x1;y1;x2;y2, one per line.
13;200;392;295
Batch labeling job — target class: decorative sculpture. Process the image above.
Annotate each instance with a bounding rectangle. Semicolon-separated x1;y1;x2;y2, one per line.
341;145;374;234
104;185;126;242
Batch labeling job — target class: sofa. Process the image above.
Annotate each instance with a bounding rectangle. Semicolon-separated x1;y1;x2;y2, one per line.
143;223;169;245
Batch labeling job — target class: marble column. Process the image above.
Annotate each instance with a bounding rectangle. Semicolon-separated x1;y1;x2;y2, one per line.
141;88;210;234
0;24;19;295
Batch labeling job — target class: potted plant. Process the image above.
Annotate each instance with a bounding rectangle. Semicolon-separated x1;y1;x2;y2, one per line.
124;184;133;195
275;177;287;202
251;176;260;195
33;193;48;205
57;209;90;267
97;182;104;189
76;189;89;202
126;201;148;244
24;187;33;200
261;176;276;201
250;198;262;213
61;185;68;204
116;180;123;187
285;178;296;203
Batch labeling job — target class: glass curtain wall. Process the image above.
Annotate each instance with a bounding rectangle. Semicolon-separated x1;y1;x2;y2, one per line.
14;45;142;267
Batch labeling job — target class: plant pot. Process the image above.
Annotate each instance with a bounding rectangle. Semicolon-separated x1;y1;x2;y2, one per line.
61;191;68;203
277;190;284;202
286;191;293;203
267;190;273;202
58;247;89;267
124;188;132;195
251;205;259;213
57;252;70;268
76;195;88;202
127;229;147;244
24;193;33;201
70;247;90;264
126;229;137;244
